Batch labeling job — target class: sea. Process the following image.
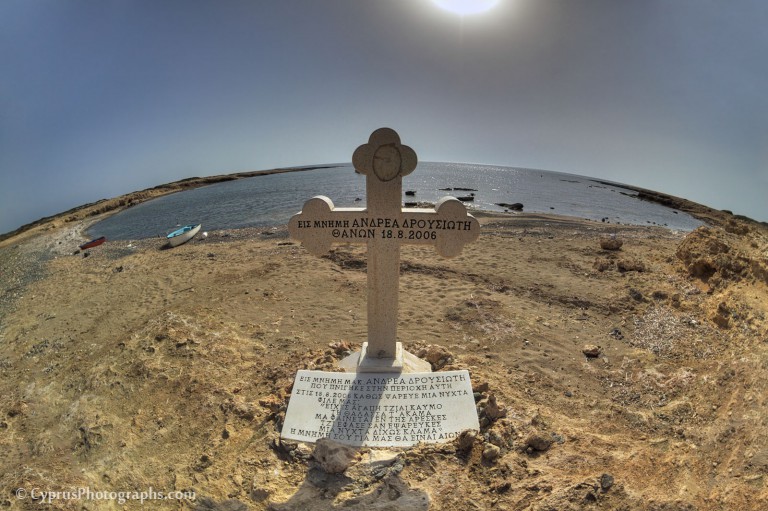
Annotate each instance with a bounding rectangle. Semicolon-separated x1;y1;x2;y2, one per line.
88;162;703;240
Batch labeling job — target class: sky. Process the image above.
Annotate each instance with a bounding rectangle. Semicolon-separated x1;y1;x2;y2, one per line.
1;0;767;234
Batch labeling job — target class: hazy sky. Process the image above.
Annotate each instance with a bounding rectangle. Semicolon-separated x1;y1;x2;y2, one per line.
2;0;766;234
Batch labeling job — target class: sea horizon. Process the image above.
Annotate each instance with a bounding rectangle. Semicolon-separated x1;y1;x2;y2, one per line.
83;162;707;241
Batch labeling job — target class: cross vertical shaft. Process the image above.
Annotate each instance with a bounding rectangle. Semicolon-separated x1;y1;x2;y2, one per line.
365;172;401;359
288;128;480;372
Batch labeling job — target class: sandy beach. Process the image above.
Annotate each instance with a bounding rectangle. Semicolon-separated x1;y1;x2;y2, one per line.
1;201;767;509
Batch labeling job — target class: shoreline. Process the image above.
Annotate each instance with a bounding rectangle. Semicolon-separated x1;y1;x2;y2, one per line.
588;179;762;227
0;165;340;245
1;163;755;249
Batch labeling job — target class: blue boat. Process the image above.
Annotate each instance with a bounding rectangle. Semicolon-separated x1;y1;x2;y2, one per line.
166;224;201;247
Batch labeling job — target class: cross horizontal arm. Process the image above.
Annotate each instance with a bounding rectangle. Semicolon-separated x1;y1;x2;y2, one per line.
288;196;480;257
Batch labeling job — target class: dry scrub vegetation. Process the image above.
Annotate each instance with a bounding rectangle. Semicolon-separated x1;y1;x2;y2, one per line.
0;210;766;510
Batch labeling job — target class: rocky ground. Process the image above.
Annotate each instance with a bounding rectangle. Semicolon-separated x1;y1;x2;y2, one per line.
0;207;766;510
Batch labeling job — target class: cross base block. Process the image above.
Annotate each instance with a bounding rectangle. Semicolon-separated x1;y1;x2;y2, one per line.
339;342;432;373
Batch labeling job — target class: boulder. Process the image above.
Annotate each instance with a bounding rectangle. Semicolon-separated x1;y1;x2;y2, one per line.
599;236;623;250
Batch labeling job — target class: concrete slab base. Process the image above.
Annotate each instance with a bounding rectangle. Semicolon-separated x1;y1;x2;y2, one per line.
339;342;432;373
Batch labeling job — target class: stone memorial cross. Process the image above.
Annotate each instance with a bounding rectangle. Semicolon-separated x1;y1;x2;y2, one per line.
288;128;480;372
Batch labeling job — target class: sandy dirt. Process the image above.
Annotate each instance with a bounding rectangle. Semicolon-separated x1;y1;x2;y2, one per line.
0;209;766;510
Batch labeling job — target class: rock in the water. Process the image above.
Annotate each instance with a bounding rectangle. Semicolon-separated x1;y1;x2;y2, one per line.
312;438;358;474
496;202;523;211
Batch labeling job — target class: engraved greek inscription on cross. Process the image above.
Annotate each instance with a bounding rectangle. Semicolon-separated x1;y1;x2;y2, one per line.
288;128;480;372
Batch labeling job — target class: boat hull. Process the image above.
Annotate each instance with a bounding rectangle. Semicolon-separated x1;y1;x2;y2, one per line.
79;236;106;250
167;224;201;247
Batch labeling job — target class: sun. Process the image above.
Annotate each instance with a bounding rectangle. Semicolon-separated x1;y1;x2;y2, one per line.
431;0;500;15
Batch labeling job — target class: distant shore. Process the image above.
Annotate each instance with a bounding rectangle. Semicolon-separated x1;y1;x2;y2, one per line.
587;179;761;228
0;165;340;245
2;164;758;247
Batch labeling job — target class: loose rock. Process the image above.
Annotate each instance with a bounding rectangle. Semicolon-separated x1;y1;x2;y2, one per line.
593;258;613;272
582;344;601;358
195;497;248;511
617;258;646;272
599;473;615;491
312;438;358;474
525;433;552;452
600;236;623;251
482;443;501;462
328;340;351;356
415;344;453;370
480;394;507;421
456;429;478;452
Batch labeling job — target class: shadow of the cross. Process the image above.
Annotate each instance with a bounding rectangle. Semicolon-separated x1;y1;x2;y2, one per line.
267;470;429;511
269;370;430;510
326;371;388;447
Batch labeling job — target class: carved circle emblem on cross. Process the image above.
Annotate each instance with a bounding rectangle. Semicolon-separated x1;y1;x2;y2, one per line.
352;128;417;183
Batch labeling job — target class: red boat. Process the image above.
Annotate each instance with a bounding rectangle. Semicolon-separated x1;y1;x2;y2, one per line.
79;236;106;250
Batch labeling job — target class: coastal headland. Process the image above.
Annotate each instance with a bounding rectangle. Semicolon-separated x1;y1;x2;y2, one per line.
0;166;339;244
0;174;766;510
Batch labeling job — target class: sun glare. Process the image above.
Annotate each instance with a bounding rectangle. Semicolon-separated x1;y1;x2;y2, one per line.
431;0;500;15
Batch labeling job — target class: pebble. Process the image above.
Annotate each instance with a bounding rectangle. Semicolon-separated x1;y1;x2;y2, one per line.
457;429;478;452
599;473;614;491
525;433;552;452
482;444;501;462
582;344;601;357
481;394;507;421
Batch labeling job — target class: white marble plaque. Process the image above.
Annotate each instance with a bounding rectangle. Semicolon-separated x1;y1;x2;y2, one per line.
281;370;479;447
